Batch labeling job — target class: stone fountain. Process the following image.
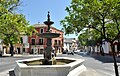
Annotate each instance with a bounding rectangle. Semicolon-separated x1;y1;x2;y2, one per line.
38;11;60;65
14;12;86;76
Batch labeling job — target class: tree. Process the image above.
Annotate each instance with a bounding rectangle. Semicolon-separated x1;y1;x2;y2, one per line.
0;13;29;56
78;29;101;55
78;29;89;46
0;0;21;15
78;32;88;46
78;29;100;46
61;0;120;76
0;0;33;56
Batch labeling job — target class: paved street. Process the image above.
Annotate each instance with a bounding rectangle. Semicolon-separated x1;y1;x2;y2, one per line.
58;54;120;76
0;54;43;76
85;54;120;76
0;54;120;76
81;55;120;76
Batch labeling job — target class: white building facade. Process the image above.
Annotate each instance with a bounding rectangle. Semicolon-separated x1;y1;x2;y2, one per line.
64;38;78;52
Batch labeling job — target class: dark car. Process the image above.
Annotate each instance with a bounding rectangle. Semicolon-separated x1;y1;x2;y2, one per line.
62;51;67;54
62;49;68;54
67;51;74;55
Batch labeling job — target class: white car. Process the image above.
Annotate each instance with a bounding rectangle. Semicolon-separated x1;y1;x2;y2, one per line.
74;50;80;53
78;50;88;55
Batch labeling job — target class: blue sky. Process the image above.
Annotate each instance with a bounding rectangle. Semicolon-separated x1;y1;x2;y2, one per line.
19;0;78;39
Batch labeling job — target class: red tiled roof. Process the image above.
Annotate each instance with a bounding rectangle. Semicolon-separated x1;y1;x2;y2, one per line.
33;24;63;33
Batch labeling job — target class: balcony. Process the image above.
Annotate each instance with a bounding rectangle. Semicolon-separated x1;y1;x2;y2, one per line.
30;43;44;45
31;43;35;45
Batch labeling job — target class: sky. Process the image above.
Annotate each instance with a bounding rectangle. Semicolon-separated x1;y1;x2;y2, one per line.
19;0;78;39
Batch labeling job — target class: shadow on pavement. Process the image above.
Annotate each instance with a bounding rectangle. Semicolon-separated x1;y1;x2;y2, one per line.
9;70;15;76
91;54;120;63
0;56;12;58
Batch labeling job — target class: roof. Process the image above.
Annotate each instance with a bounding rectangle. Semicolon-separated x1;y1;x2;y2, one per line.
33;24;63;33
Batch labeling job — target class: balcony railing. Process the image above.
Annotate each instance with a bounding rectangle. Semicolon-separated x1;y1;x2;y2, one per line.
30;43;44;45
54;43;63;47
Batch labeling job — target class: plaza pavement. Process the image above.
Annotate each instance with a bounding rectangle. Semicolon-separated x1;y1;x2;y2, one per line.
0;54;108;76
0;67;100;76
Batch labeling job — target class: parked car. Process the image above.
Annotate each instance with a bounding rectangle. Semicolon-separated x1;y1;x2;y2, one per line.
78;50;88;55
62;51;67;54
74;50;80;54
67;51;74;55
62;49;68;54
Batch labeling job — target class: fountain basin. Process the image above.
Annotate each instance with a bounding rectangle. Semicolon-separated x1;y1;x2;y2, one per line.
14;57;86;76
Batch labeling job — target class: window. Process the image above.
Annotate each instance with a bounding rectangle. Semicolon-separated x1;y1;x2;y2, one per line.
61;34;63;37
31;39;35;45
62;39;63;45
54;40;57;45
39;38;44;45
23;48;25;52
58;40;61;45
40;28;44;33
50;29;52;32
32;31;35;35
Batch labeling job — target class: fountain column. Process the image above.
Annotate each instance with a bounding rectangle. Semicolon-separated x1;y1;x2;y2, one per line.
44;38;52;60
42;11;54;64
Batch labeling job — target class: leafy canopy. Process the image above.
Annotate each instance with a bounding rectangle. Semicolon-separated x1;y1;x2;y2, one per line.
61;0;120;43
0;0;33;45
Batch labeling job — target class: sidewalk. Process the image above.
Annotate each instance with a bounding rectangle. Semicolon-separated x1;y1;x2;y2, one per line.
0;53;43;76
2;54;43;57
2;53;62;57
90;53;120;63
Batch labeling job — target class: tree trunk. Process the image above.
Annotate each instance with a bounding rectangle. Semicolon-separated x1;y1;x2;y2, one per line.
10;43;14;56
111;43;119;76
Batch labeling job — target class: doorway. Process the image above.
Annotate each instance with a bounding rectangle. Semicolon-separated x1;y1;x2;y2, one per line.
17;48;20;54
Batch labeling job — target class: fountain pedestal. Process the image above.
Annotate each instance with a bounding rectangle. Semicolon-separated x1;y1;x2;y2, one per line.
43;38;52;65
44;38;52;59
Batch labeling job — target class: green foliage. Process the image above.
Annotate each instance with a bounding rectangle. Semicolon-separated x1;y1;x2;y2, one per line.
0;0;33;45
78;29;88;45
78;29;99;46
0;0;21;14
62;1;120;75
0;13;29;44
0;0;34;56
61;0;120;43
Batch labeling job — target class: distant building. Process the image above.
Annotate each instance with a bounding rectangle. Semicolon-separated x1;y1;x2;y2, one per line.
63;38;78;52
28;24;64;54
0;24;64;55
